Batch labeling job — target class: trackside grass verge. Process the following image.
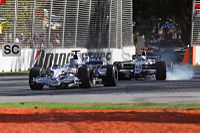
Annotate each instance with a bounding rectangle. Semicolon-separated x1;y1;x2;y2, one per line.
0;71;29;76
1;102;200;110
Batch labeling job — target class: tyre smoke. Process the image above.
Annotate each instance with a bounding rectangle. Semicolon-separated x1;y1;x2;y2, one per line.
166;65;194;80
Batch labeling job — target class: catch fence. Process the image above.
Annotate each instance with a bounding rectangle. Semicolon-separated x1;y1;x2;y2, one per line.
0;0;133;49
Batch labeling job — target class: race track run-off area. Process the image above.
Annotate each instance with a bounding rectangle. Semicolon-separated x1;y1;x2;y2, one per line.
0;109;200;133
0;65;200;132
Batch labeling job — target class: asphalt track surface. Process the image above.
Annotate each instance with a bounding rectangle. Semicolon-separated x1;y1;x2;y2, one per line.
0;65;200;104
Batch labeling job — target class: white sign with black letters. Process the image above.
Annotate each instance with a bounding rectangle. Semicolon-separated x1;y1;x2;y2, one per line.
2;44;21;56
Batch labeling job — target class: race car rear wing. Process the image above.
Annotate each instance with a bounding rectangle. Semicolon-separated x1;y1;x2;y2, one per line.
132;54;161;60
84;57;103;65
147;54;161;60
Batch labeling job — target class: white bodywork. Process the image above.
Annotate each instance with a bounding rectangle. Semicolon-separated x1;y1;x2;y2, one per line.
35;58;107;87
37;65;79;87
117;55;159;79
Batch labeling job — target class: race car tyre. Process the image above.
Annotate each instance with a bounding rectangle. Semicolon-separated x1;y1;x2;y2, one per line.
102;65;118;87
29;67;44;90
77;66;93;88
156;61;166;80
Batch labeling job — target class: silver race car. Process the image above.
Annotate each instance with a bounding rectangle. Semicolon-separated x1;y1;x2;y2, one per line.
29;51;118;90
114;49;166;80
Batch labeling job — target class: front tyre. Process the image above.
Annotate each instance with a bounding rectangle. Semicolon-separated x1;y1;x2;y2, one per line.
29;67;44;90
102;65;118;87
77;66;93;88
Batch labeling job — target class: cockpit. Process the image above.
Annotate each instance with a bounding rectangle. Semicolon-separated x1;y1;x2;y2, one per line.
69;50;81;67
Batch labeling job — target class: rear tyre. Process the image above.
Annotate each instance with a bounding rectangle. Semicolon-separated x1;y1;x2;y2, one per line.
102;65;118;87
29;67;44;90
156;61;166;80
77;66;93;88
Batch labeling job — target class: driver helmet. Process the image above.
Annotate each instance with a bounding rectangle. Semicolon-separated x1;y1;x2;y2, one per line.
73;54;78;60
69;57;81;67
141;51;146;59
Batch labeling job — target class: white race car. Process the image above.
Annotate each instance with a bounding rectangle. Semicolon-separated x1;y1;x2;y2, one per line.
29;51;118;90
114;49;166;80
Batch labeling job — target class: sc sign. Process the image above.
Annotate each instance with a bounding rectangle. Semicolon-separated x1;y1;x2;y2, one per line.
3;44;21;57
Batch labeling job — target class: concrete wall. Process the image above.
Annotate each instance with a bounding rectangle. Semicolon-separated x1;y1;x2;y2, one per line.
0;46;135;72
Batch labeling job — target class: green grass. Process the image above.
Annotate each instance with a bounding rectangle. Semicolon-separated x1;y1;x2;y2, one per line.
0;71;29;75
1;102;200;110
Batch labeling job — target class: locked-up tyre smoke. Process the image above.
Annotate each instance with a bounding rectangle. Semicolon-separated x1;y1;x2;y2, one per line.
29;67;45;90
102;65;118;87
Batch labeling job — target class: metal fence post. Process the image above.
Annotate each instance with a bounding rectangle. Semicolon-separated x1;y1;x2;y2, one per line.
75;0;80;48
62;0;67;47
108;0;112;49
31;0;36;48
98;0;103;49
120;0;122;48
88;0;92;28
48;0;53;48
116;0;119;48
131;0;133;46
85;0;92;48
14;0;18;43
